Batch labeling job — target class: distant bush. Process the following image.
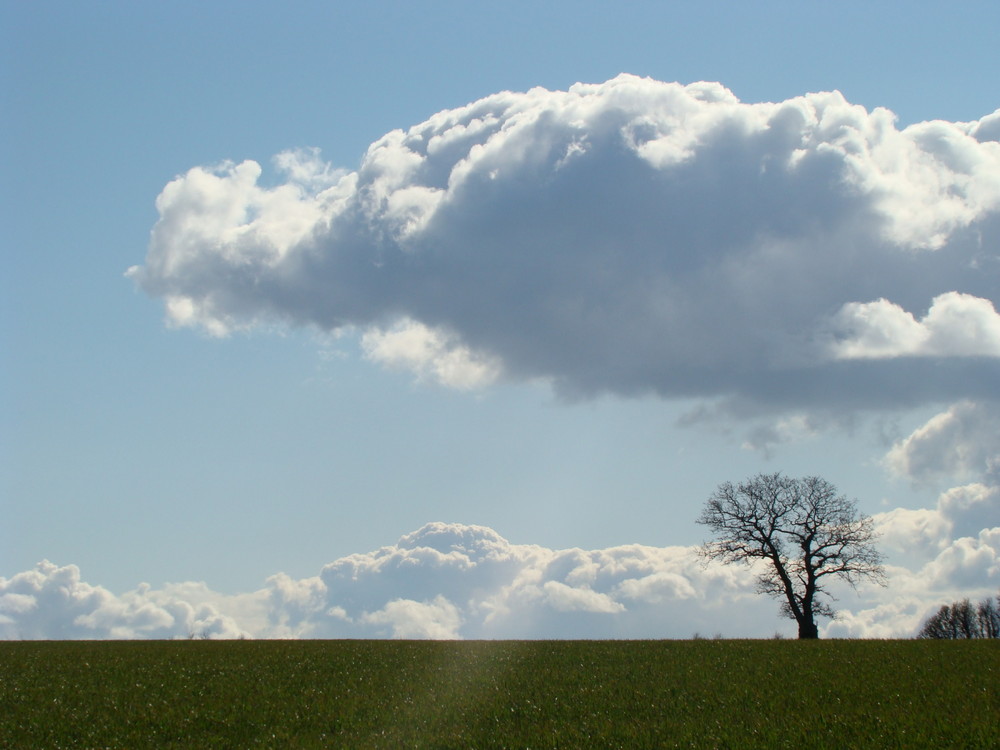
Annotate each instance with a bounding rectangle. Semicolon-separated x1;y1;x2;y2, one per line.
918;594;1000;639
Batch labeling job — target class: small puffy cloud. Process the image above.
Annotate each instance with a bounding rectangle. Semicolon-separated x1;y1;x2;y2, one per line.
920;527;1000;590
361;318;501;389
824;597;930;639
884;401;1000;484
129;75;1000;411
968;110;1000;143
830;292;1000;360
875;483;999;561
938;484;1000;540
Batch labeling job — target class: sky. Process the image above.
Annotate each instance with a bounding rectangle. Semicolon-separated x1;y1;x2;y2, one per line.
2;1;998;640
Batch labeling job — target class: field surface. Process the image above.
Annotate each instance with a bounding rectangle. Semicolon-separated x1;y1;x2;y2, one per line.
1;639;997;748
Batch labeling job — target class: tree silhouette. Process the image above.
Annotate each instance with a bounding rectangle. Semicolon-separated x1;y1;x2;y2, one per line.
697;473;885;639
918;595;1000;639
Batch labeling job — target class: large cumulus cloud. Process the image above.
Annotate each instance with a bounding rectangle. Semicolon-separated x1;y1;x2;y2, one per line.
129;75;1000;409
262;522;769;640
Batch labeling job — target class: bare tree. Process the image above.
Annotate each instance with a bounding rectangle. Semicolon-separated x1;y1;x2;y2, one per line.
978;596;1000;639
918;594;1000;639
918;604;961;639
697;473;885;639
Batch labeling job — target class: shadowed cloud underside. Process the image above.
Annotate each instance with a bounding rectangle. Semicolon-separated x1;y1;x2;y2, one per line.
129;75;1000;410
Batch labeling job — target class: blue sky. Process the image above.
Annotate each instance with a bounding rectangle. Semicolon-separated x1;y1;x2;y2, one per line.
2;1;998;639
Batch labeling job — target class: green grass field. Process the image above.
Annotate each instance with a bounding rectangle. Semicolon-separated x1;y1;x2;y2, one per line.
1;639;996;748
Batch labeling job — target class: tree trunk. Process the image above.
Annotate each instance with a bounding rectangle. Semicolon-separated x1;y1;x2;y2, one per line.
797;619;819;639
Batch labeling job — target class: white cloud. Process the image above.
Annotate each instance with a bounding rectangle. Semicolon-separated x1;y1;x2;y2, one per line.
873;507;952;562
939;484;1000;539
823;597;930;639
129;75;1000;410
361;595;463;639
967;110;1000;143
823;521;999;637
884;401;1000;484
875;483;999;562
538;581;626;614
920;527;1000;590
830;292;1000;360
7;512;998;640
361;318;501;389
1;525;762;640
0;562;251;640
837;398;1000;637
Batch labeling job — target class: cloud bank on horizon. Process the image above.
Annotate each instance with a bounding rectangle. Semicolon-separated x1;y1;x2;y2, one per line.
2;500;996;641
3;405;998;641
129;74;1000;411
